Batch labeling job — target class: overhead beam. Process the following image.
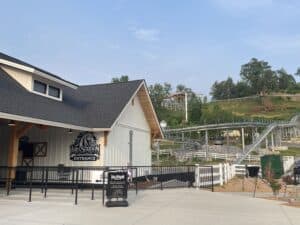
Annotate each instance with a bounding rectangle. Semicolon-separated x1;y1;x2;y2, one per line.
17;124;33;138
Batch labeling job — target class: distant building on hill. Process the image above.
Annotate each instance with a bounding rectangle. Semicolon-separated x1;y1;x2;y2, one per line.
161;92;205;111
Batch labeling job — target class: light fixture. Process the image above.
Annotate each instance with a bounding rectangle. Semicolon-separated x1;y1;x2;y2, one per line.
68;129;73;134
8;120;16;127
160;120;167;129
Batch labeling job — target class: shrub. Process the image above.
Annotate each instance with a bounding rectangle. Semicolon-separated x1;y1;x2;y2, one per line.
270;180;281;197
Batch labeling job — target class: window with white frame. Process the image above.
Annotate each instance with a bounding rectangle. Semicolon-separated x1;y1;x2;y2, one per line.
33;80;62;100
33;80;47;94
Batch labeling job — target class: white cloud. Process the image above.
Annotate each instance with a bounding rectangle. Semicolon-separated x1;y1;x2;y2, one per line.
132;28;160;42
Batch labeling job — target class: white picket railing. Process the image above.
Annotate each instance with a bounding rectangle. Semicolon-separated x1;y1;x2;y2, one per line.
194;156;295;187
282;156;295;173
175;151;260;162
194;163;260;187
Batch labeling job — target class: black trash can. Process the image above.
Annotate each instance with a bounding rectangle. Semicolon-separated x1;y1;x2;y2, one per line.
246;166;260;177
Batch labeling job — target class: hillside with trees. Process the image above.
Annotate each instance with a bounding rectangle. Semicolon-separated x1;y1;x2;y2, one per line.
211;58;300;100
112;58;300;129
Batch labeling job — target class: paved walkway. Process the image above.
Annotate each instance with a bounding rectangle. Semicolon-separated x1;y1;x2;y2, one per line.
0;188;299;225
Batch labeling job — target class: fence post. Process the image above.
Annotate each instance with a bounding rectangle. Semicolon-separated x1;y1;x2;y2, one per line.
75;169;79;205
80;168;84;191
71;168;75;195
211;166;214;192
135;168;138;195
195;164;200;189
187;166;191;188
102;171;106;206
219;163;223;186
44;168;48;198
28;167;33;202
91;183;95;200
294;168;297;185
160;166;163;190
6;167;11;196
41;167;45;193
225;163;229;183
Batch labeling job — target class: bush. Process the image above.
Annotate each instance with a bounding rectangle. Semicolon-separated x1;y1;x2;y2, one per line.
270;180;281;196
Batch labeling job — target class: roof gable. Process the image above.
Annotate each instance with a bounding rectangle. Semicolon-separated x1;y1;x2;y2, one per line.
0;52;162;137
0;67;145;130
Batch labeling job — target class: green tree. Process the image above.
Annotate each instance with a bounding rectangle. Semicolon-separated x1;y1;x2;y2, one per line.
235;81;252;97
295;68;300;78
148;83;172;111
240;58;276;95
111;75;129;83
277;68;296;90
210;77;236;100
176;84;193;96
188;96;202;124
260;70;278;94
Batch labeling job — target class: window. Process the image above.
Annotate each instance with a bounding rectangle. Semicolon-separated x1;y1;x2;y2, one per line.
48;85;60;98
33;80;47;94
32;80;62;100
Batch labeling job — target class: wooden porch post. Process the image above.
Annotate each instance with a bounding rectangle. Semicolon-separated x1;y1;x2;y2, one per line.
7;126;18;169
6;123;33;190
6;126;18;190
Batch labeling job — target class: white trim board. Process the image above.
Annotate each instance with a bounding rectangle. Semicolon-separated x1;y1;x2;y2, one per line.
0;112;111;132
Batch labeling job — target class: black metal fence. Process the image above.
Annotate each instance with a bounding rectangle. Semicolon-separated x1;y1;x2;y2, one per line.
0;165;214;205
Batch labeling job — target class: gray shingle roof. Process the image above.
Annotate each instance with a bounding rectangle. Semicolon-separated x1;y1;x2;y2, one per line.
0;52;78;87
0;66;144;129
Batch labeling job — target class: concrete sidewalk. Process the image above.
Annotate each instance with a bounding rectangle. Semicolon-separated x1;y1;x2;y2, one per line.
0;188;299;225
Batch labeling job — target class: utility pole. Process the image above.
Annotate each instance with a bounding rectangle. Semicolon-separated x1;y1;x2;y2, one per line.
185;92;188;122
241;127;245;153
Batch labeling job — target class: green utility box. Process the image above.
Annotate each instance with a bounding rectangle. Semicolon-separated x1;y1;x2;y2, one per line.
260;155;284;179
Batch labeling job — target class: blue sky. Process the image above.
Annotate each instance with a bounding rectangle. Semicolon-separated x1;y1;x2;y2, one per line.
1;0;300;96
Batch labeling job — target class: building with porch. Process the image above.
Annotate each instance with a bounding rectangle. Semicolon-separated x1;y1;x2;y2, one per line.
0;52;163;173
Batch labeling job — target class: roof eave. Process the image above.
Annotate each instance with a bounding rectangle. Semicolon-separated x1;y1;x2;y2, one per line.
0;111;111;132
0;58;78;89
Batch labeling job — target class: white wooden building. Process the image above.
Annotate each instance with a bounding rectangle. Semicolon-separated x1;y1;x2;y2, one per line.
0;52;163;170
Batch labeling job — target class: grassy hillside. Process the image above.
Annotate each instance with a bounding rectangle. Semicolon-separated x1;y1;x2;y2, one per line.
206;96;300;121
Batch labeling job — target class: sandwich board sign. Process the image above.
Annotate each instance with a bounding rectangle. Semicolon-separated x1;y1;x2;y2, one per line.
105;171;129;207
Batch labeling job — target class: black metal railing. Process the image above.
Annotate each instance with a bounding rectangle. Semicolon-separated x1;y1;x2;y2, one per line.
0;165;214;205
